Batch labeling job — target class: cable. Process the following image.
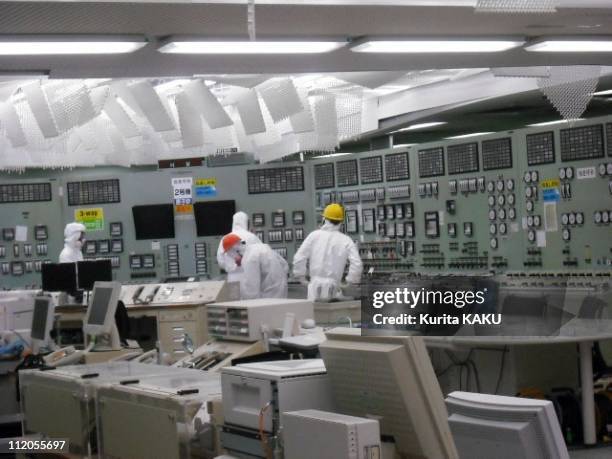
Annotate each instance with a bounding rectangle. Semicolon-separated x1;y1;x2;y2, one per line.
494;345;508;394
258;401;273;459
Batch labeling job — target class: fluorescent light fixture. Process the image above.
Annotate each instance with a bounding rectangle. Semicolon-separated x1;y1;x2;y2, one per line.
314;152;352;159
351;38;524;53
593;89;612;96
526;37;612;53
391;121;447;133
0;35;147;55
445;132;494;139
159;39;346;54
393;143;416;148
527;119;584;127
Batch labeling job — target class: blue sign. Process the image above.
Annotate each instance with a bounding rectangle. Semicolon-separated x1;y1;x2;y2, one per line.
195;186;217;197
542;188;560;202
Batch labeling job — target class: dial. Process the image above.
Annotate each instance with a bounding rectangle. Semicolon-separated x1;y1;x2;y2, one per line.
498;209;506;220
506;179;514;191
533;215;541;227
594;211;602;224
561;213;569;225
609;211;612;223
599;163;607;177
499;223;507;235
508;208;516;220
568;212;576;225
608;163;612;176
562;228;571;241
490;238;498;249
528;230;536;242
490;224;497;235
488;195;496;207
530;171;539;183
487;181;495;192
524;171;532;183
576;212;584;225
488;209;496;221
559;168;566;180
526;200;534;212
565;167;573;180
603;212;610;224
525;187;533;198
527;216;534;227
497;195;505;206
496;180;504;192
508;193;515;205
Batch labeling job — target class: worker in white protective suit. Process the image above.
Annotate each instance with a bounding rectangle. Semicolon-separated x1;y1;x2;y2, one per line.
221;233;288;300
216;212;261;283
59;222;86;263
292;203;362;301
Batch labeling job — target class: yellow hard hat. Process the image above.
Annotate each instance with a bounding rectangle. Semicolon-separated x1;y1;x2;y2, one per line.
323;203;345;222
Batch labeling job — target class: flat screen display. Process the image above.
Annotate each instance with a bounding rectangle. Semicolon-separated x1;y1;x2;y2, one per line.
78;260;112;290
88;287;113;326
31;298;50;340
132;204;175;240
193;200;236;237
41;263;77;292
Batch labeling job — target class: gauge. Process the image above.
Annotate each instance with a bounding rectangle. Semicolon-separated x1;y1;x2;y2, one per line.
487;181;495;192
568;212;576;225
559;168;566;180
498;209;506;220
531;186;538;200
508;193;515;205
496;180;504;192
499;223;507;235
608;163;612;176
528;230;536;242
599;163;607;177
609;211;612;223
524;171;532;183
594;211;602;224
565;167;573;180
526;200;534;212
488;195;496;207
576;212;584;225
525;187;533;198
527;216;534;227
488;209;496;221
490;224;497;235
533;215;541;227
508;208;516;220
490;238;498;249
561;213;569;225
562;228;571;241
603;212;610;224
506;179;514;191
498;195;505;206
530;171;538;183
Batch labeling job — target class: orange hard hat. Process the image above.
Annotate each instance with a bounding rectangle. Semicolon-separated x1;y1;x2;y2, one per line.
222;233;242;252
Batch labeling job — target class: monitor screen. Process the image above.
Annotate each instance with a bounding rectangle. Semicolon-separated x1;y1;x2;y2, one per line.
88;287;114;326
193;200;236;237
132;204;175;240
78;260;112;290
31;298;50;341
41;263;77;292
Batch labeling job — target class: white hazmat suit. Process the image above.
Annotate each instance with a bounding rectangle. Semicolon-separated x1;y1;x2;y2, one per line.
59;222;86;263
216;212;261;282
292;220;362;301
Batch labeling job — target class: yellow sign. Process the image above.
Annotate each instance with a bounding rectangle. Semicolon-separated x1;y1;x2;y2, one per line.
175;204;193;214
75;208;104;231
195;178;217;186
540;179;560;189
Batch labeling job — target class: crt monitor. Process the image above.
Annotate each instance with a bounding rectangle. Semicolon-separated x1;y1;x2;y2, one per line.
77;259;112;291
41;263;77;293
445;391;569;459
132;204;175;240
193;200;236;237
319;328;458;459
83;281;122;340
30;297;54;353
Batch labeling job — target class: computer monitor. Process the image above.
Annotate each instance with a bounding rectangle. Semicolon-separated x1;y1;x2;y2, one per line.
132;204;175;240
445;391;569;459
41;262;77;293
83;281;122;350
193;200;236;237
30;297;54;353
77;259;112;291
319;328;458;459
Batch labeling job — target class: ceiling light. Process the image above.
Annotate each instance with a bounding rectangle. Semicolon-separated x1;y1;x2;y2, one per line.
391;121;447;133
0;35;147;55
527;119;584;127
525;38;612;52
393;143;416;148
445;132;494;139
159;39;346;54
351;39;524;53
593;89;612;96
314;152;352;159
